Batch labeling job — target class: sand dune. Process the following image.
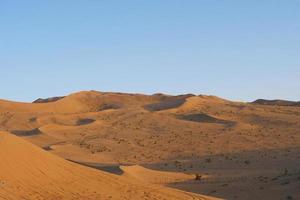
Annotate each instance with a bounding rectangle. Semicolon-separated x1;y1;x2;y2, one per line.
0;90;299;199
121;165;200;185
0;131;218;200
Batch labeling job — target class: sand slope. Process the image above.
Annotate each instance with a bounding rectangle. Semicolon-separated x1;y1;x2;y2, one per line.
121;165;206;185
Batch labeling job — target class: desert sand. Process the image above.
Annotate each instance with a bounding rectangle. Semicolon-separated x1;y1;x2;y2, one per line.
0;90;299;199
0;131;217;200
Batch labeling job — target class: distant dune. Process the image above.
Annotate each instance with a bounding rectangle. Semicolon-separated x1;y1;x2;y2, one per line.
252;99;300;107
33;96;65;103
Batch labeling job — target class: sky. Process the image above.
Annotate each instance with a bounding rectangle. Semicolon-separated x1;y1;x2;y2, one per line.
0;1;299;102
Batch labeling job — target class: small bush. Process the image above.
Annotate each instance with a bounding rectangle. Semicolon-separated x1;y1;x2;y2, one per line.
195;174;202;181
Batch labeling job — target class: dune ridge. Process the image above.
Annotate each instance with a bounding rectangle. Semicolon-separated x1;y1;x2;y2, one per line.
252;99;300;107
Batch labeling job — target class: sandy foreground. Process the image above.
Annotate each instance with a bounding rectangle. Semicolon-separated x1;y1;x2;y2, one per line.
0;131;218;200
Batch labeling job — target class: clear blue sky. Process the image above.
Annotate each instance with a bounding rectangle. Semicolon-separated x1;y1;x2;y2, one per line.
1;1;299;102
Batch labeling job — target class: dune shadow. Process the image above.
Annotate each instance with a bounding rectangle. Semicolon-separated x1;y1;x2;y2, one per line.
11;128;42;136
177;113;235;126
67;160;124;175
145;95;194;111
76;118;96;126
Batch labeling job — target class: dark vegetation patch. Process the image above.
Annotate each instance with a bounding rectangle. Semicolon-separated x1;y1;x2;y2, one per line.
43;146;53;151
33;96;65;103
11;128;42;136
29;117;37;122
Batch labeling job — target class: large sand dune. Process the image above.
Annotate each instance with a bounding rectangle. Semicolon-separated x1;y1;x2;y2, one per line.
0;131;217;200
0;90;299;199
